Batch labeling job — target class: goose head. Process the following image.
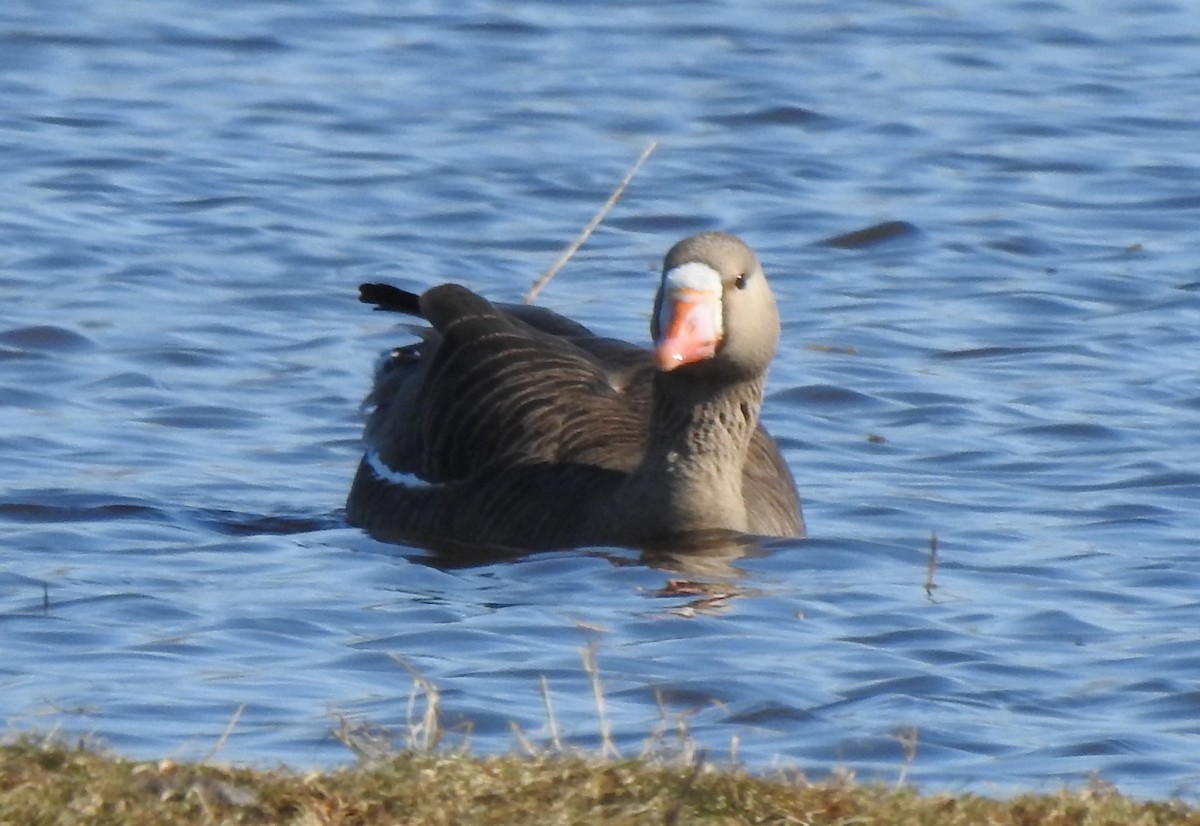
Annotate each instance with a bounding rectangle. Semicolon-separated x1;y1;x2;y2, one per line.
650;232;780;381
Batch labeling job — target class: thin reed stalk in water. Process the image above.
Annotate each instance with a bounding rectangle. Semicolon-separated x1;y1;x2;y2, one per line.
524;140;657;304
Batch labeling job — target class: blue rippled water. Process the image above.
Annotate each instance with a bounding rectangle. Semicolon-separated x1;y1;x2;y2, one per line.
2;0;1199;799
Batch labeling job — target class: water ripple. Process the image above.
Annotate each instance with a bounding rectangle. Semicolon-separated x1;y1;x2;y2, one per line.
1;0;1198;801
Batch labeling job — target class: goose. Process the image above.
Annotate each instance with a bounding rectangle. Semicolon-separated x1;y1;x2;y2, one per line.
345;231;804;550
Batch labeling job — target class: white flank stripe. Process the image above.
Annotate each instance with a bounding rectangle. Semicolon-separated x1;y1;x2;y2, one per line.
365;449;434;488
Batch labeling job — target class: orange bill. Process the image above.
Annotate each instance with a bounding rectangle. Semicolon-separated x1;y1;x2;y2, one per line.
654;289;722;371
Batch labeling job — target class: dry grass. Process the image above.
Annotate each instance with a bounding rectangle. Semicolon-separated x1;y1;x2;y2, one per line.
5;655;1198;824
3;735;1199;826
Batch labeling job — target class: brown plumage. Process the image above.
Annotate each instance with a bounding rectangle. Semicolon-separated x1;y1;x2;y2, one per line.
345;231;804;550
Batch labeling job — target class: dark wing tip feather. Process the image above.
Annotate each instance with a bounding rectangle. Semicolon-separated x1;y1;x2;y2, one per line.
359;283;423;316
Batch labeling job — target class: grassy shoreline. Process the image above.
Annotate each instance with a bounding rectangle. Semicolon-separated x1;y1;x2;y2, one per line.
3;737;1198;825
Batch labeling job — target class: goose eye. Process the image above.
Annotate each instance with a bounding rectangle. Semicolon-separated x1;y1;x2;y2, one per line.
734;273;749;290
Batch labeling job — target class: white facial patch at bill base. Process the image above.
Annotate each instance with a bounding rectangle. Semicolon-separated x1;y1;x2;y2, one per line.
658;261;724;341
365;448;435;489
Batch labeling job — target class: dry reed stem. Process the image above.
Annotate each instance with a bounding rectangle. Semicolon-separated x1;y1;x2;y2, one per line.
894;725;919;788
580;642;619;760
523;140;657;304
390;655;442;752
202;703;244;763
508;721;537;756
539;675;563;752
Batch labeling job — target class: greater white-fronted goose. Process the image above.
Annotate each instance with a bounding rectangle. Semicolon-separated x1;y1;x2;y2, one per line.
345;231;804;550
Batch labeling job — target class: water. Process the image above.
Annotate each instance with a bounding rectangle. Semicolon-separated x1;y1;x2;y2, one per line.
3;0;1200;799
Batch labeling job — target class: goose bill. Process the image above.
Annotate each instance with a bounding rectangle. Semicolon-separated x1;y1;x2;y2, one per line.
654;288;723;371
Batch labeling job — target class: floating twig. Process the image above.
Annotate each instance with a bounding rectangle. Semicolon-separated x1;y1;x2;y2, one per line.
924;531;939;597
524;140;657;304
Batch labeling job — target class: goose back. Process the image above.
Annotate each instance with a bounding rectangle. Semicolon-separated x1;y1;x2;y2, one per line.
364;284;650;486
